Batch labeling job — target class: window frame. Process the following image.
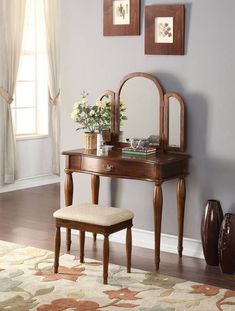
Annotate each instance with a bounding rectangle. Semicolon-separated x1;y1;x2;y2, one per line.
12;0;49;140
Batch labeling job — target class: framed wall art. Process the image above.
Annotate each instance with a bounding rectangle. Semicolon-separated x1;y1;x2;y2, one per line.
145;5;185;55
103;0;140;36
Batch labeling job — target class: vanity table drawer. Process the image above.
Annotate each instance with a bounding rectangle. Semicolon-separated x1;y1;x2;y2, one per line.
81;156;156;180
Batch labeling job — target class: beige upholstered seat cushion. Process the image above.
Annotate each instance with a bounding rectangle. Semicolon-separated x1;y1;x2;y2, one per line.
53;203;134;226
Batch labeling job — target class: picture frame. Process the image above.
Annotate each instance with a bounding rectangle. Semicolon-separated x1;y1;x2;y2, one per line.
145;5;185;55
103;0;140;36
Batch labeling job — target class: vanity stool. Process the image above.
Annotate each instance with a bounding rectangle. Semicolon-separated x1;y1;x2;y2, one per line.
53;203;134;284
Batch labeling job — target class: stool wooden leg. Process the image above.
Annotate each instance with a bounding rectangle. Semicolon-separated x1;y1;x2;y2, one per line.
103;234;109;284
126;227;132;273
54;226;61;273
80;231;85;263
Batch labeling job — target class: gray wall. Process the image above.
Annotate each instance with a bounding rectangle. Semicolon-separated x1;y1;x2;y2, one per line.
60;0;235;240
15;136;52;180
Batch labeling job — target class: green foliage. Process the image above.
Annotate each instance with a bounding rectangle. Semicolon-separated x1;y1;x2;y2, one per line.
71;91;127;132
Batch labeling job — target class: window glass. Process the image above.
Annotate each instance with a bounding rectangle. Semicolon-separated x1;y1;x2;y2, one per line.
17;55;35;81
12;0;48;137
15;108;36;135
15;82;35;108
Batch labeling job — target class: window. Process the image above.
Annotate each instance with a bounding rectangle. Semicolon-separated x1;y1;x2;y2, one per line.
12;0;48;137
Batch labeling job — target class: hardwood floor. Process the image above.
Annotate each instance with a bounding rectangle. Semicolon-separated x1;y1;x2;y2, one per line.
0;183;234;290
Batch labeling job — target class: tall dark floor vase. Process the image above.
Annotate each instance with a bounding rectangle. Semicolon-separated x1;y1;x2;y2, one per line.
201;200;223;266
218;213;235;274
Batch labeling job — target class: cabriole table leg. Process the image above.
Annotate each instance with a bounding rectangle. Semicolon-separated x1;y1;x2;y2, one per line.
64;169;73;252
177;177;186;257
153;182;163;271
91;174;100;241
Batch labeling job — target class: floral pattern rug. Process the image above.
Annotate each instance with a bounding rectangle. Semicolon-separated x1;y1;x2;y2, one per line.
0;240;234;311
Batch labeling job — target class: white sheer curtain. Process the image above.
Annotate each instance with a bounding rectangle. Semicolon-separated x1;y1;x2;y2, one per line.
0;0;26;185
43;0;61;175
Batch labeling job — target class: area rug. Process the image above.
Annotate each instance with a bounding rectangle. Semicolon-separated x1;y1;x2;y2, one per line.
0;240;234;311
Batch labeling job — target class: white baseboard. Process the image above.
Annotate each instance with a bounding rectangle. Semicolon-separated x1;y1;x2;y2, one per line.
0;174;60;193
68;227;204;259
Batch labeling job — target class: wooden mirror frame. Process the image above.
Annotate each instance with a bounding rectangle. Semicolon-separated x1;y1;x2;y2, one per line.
100;73;186;152
164;92;185;152
114;72;165;148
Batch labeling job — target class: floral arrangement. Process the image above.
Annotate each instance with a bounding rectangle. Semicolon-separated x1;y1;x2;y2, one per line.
119;100;127;127
71;91;127;133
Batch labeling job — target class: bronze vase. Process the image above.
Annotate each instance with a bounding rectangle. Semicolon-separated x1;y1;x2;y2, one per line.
218;213;235;274
201;200;223;266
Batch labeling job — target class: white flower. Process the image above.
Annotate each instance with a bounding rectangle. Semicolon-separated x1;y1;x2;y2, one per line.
103;97;111;105
96;100;101;107
96;100;106;108
81;98;87;104
73;102;80;109
71;111;78;121
71;90;121;132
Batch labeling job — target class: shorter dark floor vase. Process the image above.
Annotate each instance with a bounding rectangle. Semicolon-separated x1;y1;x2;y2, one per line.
218;213;235;274
201;200;223;266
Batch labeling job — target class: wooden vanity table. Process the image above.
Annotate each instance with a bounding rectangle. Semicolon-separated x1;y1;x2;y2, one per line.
63;148;189;270
63;72;190;270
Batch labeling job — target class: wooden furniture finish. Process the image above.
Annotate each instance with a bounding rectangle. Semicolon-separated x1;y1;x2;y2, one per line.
115;72;165;149
91;175;100;241
103;0;140;36
62;148;189;270
112;72;187;154
145;5;185;55
64;169;73;252
2;183;235;290
54;217;133;284
164;92;186;152
177;177;186;257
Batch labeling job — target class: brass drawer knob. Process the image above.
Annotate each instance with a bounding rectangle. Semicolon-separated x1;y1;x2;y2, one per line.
103;164;114;172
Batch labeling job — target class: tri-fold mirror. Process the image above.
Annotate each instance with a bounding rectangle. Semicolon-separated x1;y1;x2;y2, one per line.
101;72;186;152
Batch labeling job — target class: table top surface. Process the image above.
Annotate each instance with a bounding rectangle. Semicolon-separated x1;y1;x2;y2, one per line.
62;148;190;165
